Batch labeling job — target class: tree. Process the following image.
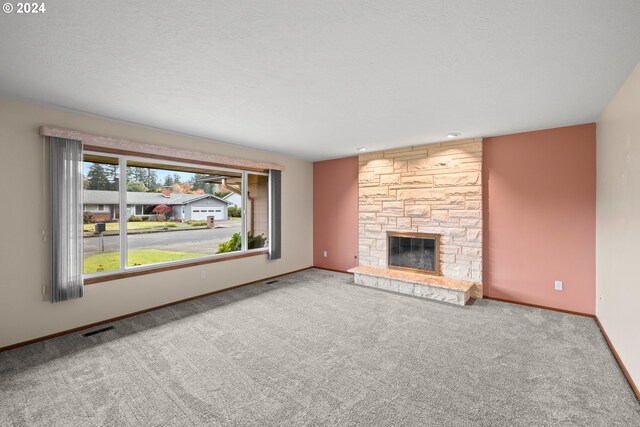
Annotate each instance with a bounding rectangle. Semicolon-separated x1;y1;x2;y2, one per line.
127;181;148;192
86;163;112;190
171;182;192;194
145;169;160;191
128;166;142;182
191;174;215;194
172;173;182;184
128;167;159;192
152;204;173;214
163;175;174;187
104;164;119;190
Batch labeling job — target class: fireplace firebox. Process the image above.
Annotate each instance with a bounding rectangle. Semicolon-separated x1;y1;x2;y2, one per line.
387;231;440;275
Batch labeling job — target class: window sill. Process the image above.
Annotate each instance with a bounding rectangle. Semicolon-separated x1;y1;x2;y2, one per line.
84;250;269;285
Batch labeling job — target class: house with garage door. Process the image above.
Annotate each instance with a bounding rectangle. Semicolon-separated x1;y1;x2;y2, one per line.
84;188;232;222
169;193;231;221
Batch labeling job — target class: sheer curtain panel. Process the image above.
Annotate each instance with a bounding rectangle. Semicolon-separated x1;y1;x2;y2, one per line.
50;137;84;302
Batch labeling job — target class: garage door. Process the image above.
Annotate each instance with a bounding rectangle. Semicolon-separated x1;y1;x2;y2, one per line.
191;207;224;220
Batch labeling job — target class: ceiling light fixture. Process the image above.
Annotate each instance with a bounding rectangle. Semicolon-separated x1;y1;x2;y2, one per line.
447;133;461;138
357;148;368;152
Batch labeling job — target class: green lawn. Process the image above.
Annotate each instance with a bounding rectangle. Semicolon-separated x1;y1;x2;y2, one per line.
83;222;184;232
84;249;206;274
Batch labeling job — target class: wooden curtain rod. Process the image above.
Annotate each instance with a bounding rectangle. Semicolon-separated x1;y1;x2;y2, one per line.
39;126;285;171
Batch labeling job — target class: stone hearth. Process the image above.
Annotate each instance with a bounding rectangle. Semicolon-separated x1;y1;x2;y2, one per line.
349;265;477;306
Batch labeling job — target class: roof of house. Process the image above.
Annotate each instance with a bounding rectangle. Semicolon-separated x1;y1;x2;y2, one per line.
84;190;231;206
222;192;241;200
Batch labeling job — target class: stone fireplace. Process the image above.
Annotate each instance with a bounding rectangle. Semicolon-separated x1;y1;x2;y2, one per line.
387;231;439;275
349;138;483;305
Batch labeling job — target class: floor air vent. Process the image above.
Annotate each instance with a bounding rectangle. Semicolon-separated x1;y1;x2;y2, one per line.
265;280;279;284
82;325;115;337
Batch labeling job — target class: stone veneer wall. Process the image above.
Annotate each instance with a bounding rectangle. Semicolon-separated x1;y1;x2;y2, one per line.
358;138;482;288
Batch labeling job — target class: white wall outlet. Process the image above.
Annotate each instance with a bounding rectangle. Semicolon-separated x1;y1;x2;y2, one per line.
323;251;328;258
200;270;207;279
554;280;563;291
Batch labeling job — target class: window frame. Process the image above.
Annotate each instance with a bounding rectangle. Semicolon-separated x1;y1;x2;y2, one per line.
83;149;270;283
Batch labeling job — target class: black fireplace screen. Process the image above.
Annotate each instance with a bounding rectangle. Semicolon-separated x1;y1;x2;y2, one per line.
388;234;438;274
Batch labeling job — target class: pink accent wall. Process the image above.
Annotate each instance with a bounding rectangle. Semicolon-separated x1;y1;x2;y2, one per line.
313;156;359;272
483;124;596;314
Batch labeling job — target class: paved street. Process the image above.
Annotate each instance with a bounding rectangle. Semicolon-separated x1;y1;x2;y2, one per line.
84;222;242;256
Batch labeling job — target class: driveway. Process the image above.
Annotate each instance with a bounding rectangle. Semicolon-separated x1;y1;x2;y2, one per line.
84;222;242;256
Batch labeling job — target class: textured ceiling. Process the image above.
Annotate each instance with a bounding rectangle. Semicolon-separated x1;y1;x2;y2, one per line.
1;1;640;160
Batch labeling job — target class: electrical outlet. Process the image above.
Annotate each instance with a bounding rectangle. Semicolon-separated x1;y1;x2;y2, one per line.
200;270;207;280
323;251;328;258
554;280;563;291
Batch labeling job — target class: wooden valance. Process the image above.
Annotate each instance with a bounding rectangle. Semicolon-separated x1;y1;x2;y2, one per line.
40;126;285;172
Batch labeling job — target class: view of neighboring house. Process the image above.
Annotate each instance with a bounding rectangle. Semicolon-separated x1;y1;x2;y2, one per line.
84;189;232;221
222;191;242;208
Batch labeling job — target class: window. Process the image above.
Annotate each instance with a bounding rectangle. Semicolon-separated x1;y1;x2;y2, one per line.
82;151;271;279
83;155;121;274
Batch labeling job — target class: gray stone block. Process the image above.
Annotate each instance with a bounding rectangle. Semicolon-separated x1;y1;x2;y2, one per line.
398;281;414;295
377;278;398;292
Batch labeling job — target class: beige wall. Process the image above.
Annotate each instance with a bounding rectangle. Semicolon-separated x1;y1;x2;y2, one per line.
597;63;640;388
0;97;313;348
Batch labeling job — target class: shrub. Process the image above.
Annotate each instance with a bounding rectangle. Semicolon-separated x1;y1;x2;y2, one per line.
217;233;240;253
228;206;241;218
83;211;93;224
129;215;142;222
216;231;266;253
141;216;150;221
